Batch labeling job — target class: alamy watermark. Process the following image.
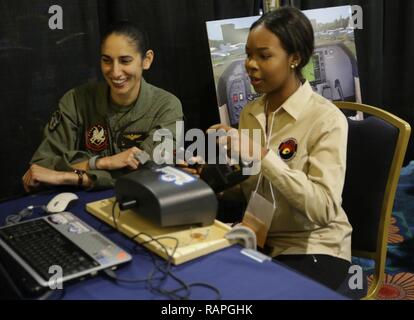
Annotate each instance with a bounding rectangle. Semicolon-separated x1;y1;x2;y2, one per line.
348;265;364;290
47;5;363;31
351;5;363;30
48;5;63;30
151;121;262;175
48;264;63;290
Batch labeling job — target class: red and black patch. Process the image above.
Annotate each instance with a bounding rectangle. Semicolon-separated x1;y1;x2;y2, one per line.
278;138;298;161
85;124;108;152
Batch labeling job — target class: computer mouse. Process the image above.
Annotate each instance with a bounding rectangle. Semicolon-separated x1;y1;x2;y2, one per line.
46;192;79;213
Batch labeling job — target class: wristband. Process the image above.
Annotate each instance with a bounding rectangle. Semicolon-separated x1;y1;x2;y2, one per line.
74;169;86;186
88;155;102;170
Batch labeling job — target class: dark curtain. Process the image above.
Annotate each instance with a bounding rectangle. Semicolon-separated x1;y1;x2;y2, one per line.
0;0;101;200
0;0;260;200
290;0;414;165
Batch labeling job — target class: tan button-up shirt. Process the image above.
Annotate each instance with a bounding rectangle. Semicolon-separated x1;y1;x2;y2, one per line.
239;81;352;261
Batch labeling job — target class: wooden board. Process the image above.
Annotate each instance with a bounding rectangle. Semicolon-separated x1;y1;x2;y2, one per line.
86;197;233;265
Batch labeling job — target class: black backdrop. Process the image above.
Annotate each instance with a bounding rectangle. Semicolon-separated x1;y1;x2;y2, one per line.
0;0;102;199
0;0;413;200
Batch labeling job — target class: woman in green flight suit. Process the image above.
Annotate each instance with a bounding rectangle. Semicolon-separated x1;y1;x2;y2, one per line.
22;21;183;191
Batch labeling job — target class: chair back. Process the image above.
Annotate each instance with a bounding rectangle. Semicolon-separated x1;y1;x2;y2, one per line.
334;101;411;299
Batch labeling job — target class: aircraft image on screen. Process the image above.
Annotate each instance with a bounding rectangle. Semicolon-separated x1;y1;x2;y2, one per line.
206;5;361;126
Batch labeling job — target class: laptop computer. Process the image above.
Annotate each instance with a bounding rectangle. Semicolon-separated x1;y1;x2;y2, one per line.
0;212;131;299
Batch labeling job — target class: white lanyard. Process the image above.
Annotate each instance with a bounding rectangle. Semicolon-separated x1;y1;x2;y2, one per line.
253;99;279;208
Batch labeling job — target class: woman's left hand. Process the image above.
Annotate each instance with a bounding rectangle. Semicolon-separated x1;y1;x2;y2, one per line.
207;124;268;162
22;164;67;192
176;156;205;177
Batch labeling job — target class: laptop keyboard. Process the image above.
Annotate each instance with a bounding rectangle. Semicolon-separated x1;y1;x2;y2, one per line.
0;219;99;281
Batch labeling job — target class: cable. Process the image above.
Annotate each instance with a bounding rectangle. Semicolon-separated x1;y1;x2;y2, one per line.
103;232;185;296
103;268;148;284
106;201;222;300
109;232;220;299
170;282;222;300
37;288;66;301
136;233;192;299
111;199;121;230
5;205;47;226
134;232;221;300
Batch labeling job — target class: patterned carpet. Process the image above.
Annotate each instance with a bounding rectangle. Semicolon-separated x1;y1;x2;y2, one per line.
353;161;414;300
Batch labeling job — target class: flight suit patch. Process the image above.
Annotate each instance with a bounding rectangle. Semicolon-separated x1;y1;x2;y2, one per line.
48;110;62;131
117;131;148;149
85;124;108;152
278;138;298;161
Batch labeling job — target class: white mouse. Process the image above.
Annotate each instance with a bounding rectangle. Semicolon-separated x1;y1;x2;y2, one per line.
46;192;79;213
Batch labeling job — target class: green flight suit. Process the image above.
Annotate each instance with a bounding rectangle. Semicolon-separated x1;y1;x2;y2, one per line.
30;78;183;189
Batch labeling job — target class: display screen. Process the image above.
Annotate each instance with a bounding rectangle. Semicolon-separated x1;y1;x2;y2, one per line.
302;55;317;83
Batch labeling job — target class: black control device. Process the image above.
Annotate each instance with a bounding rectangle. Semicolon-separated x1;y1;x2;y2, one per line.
115;163;218;227
200;161;250;194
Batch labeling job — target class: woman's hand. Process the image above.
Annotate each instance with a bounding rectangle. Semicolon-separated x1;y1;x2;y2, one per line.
22;164;67;192
98;147;141;170
207;124;268;162
176;156;205;177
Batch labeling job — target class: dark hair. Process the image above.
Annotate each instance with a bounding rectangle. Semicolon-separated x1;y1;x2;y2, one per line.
250;7;314;78
101;21;149;55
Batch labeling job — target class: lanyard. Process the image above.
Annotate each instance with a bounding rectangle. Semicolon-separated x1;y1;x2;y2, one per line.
253;99;278;207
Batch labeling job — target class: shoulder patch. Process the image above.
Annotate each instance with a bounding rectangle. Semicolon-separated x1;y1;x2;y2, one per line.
85;124;108;152
278;138;298;161
48;110;62;131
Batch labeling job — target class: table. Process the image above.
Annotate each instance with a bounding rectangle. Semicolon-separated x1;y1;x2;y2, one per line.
0;188;347;300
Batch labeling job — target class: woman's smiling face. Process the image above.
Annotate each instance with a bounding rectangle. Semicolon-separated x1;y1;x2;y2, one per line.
101;34;146;105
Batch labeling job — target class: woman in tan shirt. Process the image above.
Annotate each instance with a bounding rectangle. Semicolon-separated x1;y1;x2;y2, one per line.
210;7;353;292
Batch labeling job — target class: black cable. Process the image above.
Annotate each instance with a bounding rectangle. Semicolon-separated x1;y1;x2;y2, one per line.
107;203;222;300
97;222;113;232
111;202;176;286
131;232;220;300
105;232;188;299
103;232;185;296
111;199;119;230
5;205;47;226
37;288;66;300
134;233;191;299
172;282;222;300
103;268;148;284
103;235;177;285
106;205;179;286
132;233;179;282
